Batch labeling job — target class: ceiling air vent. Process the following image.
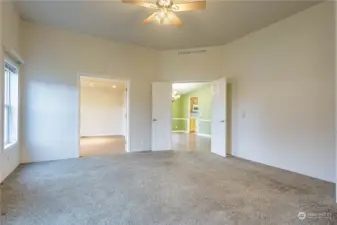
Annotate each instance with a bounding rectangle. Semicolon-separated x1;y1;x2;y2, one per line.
178;49;207;55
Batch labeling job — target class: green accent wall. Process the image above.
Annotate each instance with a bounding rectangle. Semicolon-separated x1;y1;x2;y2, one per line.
172;97;186;131
172;84;212;134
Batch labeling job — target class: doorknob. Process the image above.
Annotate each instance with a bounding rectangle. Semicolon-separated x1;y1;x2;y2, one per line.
153;118;157;122
220;120;225;123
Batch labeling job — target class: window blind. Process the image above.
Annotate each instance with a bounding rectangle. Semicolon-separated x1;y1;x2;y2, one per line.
5;62;17;74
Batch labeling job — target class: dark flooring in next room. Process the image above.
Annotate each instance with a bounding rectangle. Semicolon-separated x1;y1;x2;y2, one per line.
3;151;336;225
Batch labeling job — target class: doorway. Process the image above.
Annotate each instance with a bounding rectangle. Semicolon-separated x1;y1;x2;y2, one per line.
189;97;198;133
78;75;129;157
152;78;230;156
171;82;211;152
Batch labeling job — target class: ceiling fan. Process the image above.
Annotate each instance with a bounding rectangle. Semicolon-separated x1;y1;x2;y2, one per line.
122;0;206;27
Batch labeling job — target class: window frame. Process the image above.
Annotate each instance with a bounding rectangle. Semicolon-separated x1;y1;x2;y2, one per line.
4;60;19;149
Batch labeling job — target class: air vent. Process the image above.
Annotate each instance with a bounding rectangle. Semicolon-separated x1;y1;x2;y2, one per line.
178;49;207;55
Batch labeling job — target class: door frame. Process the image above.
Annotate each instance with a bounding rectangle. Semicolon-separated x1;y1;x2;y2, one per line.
169;79;228;150
168;76;235;156
188;96;198;133
76;72;131;157
226;82;233;156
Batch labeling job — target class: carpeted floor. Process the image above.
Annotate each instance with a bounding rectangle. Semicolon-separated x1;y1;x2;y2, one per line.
2;151;336;225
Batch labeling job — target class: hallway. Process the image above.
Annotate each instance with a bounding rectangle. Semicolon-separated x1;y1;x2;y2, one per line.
80;136;125;156
171;133;211;152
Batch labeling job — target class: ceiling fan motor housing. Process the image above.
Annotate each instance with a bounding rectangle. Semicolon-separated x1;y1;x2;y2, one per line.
157;0;174;8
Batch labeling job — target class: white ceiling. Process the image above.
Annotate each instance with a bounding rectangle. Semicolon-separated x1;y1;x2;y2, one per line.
15;0;320;50
173;82;208;95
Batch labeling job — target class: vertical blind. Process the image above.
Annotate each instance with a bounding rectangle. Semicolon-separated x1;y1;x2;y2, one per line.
5;62;17;74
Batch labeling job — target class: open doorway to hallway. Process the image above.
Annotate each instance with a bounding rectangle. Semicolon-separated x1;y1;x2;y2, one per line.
171;82;212;152
79;76;128;157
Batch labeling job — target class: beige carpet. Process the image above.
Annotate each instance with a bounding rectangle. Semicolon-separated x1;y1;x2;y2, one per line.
2;151;336;225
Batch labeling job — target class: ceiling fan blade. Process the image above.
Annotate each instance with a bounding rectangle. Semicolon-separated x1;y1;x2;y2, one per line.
122;0;158;9
172;1;206;12
170;13;183;27
144;12;157;24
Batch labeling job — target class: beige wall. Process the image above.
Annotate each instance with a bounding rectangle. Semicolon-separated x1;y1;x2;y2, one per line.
0;1;22;182
19;2;335;183
2;2;20;55
80;84;125;137
159;2;335;182
159;46;223;82
20;21;158;162
223;2;335;182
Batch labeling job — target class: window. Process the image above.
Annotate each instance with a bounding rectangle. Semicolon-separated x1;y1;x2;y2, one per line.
4;62;18;147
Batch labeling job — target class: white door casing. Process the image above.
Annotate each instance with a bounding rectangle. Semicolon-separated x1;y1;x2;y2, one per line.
123;86;130;152
211;77;227;157
152;82;172;151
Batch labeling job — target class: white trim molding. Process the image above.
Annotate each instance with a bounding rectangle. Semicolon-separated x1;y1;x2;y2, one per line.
172;118;189;132
197;133;211;138
196;118;211;134
198;119;211;122
172;130;189;133
172;118;188;120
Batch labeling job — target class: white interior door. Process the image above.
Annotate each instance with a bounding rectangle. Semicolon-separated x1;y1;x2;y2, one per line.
211;77;227;157
152;82;172;151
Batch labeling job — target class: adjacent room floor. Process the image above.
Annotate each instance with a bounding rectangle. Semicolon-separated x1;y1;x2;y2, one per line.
80;136;125;156
3;151;336;225
172;133;211;152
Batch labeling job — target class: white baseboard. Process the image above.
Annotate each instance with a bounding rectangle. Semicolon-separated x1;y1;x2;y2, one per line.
172;130;188;133
197;133;211;138
81;134;125;138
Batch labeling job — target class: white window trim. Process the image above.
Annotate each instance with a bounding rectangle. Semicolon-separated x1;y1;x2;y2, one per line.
4;141;16;150
3;59;19;150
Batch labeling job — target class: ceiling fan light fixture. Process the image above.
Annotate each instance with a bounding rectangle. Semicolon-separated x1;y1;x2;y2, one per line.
155;12;163;23
172;92;181;101
171;5;179;11
158;11;165;18
122;0;206;27
154;9;175;25
157;0;173;8
167;12;175;20
163;18;171;25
